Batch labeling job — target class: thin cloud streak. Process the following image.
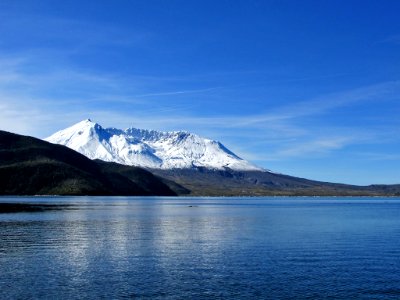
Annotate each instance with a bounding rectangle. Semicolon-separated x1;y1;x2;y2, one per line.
134;87;222;98
1;52;399;163
355;152;400;161
120;80;400;130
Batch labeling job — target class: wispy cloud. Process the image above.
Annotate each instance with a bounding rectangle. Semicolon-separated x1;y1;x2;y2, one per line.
0;9;151;52
0;49;399;164
357;152;400;161
134;87;222;98
273;137;353;158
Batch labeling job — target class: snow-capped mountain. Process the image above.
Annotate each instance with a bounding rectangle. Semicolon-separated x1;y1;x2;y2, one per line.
45;119;263;171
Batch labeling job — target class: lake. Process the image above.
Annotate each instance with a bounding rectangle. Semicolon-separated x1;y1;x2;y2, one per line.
1;196;400;299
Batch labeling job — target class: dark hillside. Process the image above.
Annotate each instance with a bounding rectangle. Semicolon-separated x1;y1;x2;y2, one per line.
152;167;400;196
0;130;176;196
95;160;189;196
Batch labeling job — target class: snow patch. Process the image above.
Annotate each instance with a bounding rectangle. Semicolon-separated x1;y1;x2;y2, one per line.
45;119;265;171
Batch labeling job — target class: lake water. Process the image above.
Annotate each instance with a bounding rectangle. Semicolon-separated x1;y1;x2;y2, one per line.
1;197;400;299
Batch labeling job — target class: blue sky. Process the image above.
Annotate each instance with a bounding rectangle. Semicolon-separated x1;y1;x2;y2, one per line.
0;0;399;185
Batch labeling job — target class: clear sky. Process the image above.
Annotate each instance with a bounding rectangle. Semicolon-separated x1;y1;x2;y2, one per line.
0;0;399;185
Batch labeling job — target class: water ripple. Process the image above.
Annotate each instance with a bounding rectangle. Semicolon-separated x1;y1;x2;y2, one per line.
1;196;400;299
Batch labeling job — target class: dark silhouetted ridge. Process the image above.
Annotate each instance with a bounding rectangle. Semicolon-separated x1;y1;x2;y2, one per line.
0;130;176;196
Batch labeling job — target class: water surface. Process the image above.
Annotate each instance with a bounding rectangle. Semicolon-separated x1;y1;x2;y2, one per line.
1;196;400;299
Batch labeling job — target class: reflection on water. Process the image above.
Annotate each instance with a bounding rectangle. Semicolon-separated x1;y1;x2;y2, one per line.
1;197;400;299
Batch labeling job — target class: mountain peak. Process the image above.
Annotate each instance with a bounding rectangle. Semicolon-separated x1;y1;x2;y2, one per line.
71;118;98;129
45;120;264;171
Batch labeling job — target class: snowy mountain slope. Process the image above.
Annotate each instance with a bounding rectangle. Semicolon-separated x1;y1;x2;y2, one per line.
45;119;263;171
